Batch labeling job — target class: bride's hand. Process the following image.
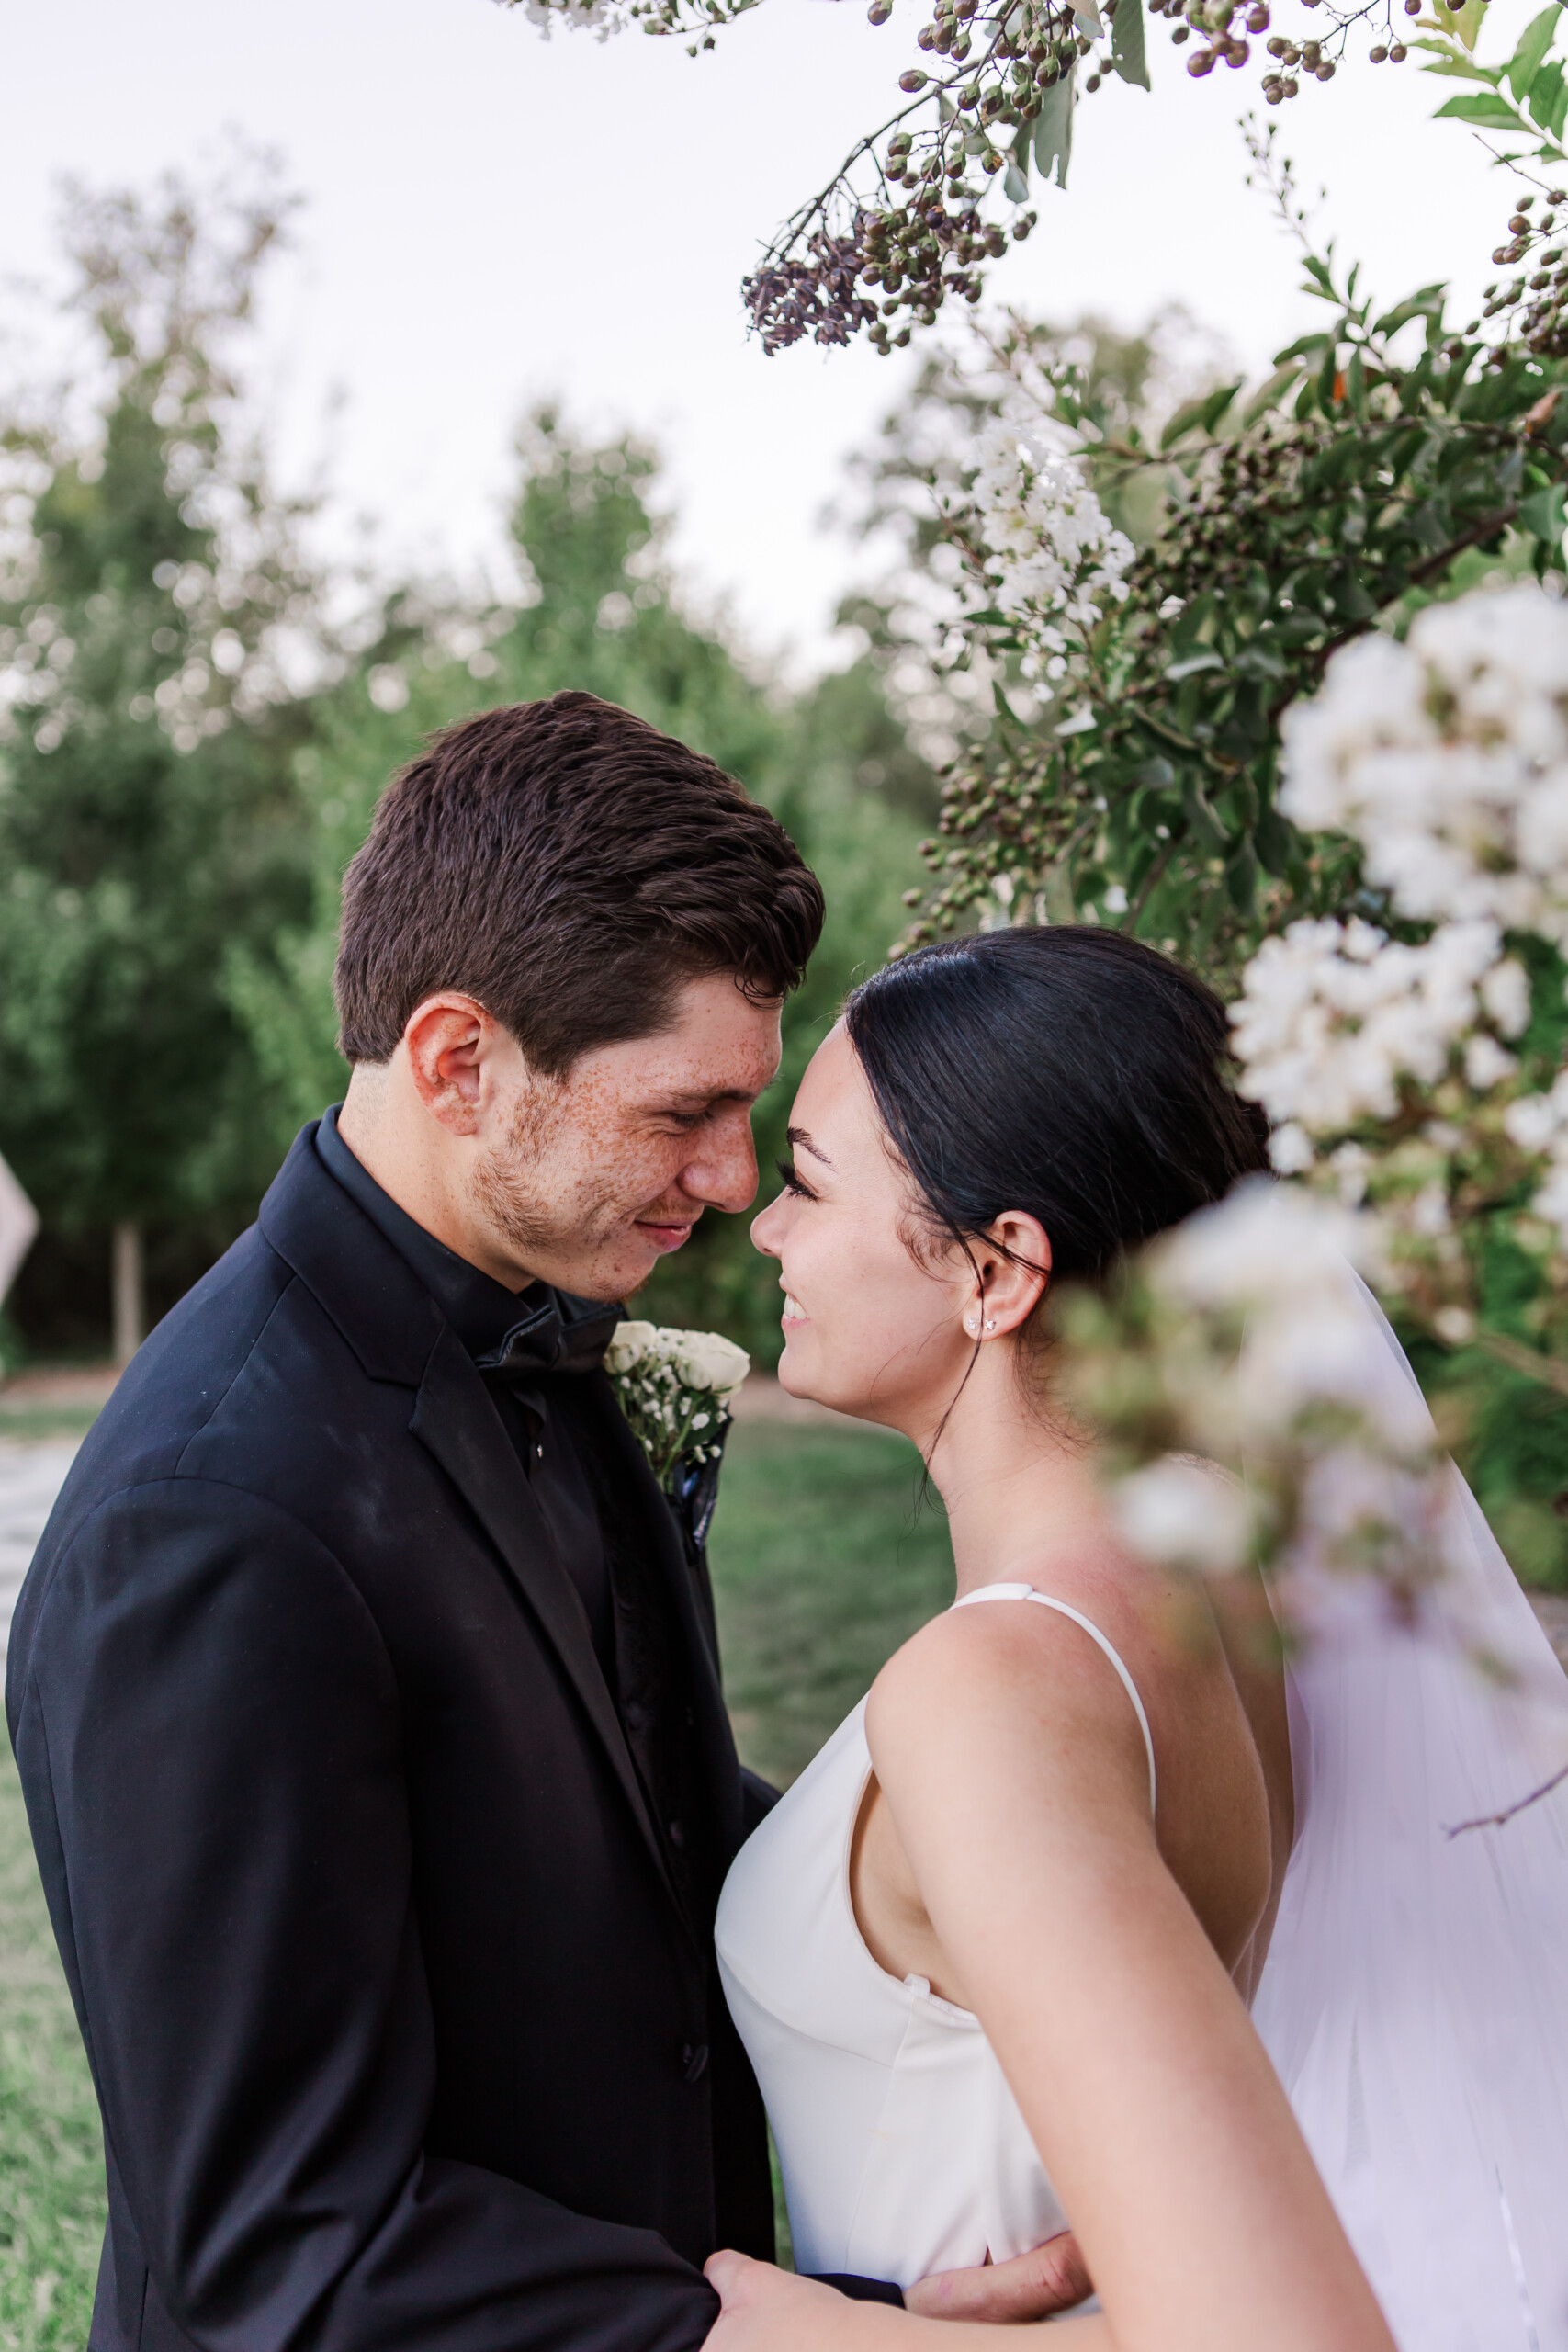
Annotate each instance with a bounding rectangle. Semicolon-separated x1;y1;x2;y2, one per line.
905;2233;1092;2323
704;2253;885;2348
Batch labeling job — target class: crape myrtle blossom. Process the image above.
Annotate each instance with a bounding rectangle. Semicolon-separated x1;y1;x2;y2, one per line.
1077;585;1568;1616
1280;582;1568;946
947;413;1134;698
1231;915;1529;1170
1226;584;1568;1295
1505;1070;1568;1250
1060;1182;1446;1586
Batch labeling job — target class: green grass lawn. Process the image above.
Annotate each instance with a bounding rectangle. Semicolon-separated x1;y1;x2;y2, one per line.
0;1418;950;2339
708;1419;953;1787
0;1760;106;2351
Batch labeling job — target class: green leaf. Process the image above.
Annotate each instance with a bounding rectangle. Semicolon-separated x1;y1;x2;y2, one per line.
1275;331;1332;361
1419;50;1506;81
1434;90;1531;128
1509;5;1561;101
1332;570;1378;620
1165;649;1226;680
1431;0;1488;53
1003;160;1031;201
1371;287;1447;336
1522;480;1568;542
1201;380;1244;433
1317;339;1341;409
1529;55;1568;136
1111;0;1151;88
1256;807;1296;876
1241;364;1303;424
1224;841;1258;912
1182;782;1227;852
1032;65;1075;187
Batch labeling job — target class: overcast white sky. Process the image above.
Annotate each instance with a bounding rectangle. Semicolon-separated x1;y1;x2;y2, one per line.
0;0;1538;669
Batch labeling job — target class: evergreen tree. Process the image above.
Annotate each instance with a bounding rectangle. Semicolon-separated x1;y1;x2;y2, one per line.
0;166;321;1356
230;407;931;1361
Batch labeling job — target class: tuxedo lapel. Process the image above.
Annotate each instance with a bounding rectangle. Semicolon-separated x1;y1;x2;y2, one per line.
409;1328;690;1930
573;1371;745;1870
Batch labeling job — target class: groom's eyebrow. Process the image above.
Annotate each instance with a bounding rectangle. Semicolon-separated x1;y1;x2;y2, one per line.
786;1125;834;1169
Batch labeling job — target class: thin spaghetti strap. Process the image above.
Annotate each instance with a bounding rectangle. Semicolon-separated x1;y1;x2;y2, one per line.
952;1581;1157;1816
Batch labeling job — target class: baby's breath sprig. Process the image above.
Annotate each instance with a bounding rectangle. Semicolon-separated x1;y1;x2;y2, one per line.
604;1322;750;1488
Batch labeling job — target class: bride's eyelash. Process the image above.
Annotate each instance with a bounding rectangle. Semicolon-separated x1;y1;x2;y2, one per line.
776;1158;816;1200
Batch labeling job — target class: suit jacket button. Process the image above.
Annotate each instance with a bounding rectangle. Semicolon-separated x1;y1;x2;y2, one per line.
682;2041;709;2083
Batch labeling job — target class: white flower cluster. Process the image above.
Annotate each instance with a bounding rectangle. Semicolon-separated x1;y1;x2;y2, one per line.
605;1321;750;1486
1232;914;1529;1170
1106;1182;1438;1577
955;414;1134;695
1280;583;1568;944
1504;1071;1568;1248
1224;584;1568;1250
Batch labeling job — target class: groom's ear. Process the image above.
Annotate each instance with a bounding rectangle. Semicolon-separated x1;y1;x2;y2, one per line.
403;994;517;1136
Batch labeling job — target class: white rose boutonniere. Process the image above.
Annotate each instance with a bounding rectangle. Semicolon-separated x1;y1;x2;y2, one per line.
605;1320;750;1490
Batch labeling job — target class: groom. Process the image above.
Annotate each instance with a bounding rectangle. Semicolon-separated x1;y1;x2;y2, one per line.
8;693;829;2352
9;691;1086;2350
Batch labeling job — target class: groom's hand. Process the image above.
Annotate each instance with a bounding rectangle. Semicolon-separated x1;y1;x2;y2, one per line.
904;2232;1092;2323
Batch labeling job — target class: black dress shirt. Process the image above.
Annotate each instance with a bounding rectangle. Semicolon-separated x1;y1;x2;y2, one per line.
315;1106;620;1672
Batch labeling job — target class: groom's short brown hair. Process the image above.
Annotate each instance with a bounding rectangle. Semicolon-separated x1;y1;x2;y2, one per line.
334;691;824;1073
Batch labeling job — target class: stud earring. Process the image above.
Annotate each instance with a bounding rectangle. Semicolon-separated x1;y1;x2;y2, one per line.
985;1317;996;1331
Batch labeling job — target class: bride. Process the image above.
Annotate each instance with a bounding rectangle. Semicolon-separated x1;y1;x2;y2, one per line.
707;925;1568;2352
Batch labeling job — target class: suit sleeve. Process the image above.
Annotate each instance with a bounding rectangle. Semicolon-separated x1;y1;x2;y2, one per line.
11;1478;719;2352
739;1770;781;1836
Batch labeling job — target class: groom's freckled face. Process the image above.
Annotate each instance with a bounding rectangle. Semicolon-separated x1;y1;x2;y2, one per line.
750;1024;968;1427
476;973;784;1300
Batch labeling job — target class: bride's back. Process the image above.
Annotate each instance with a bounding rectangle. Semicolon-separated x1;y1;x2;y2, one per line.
851;1537;1295;2020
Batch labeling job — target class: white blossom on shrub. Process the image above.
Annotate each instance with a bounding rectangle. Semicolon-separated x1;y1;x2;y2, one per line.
950;415;1133;695
1504;1070;1568;1249
1231;915;1526;1160
1280;582;1568;945
1062;1182;1446;1591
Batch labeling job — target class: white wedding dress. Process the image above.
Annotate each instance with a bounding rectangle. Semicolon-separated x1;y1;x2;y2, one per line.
714;1283;1568;2350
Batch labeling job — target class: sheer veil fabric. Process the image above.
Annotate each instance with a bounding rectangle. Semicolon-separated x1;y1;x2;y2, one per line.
1252;1275;1568;2351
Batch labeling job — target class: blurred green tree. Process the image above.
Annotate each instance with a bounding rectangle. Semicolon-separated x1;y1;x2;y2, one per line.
0;164;322;1359
229;407;931;1363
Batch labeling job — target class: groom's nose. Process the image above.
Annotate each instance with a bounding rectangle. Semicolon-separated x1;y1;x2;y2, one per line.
679;1106;760;1216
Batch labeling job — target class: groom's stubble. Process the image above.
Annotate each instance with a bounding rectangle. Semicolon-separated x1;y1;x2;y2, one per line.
470;1074;633;1277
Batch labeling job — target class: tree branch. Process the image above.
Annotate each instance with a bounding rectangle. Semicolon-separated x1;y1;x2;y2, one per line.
1475;1325;1568;1401
1445;1757;1568;1838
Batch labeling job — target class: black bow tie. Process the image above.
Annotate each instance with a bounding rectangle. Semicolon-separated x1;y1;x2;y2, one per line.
473;1285;624;1381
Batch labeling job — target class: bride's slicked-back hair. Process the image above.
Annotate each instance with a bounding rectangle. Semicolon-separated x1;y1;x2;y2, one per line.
843;927;1269;1284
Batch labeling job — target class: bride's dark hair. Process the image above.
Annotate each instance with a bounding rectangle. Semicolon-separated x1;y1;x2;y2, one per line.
842;927;1269;1286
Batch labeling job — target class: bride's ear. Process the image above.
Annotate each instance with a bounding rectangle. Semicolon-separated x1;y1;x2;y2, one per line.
964;1213;1052;1340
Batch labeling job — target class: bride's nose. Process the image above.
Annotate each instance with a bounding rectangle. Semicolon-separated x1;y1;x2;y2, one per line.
750;1190;786;1256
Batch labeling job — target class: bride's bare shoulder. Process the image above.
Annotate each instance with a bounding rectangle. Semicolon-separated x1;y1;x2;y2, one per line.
863;1570;1167;1814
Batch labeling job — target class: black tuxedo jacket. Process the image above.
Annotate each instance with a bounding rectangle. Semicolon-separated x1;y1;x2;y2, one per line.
6;1127;775;2352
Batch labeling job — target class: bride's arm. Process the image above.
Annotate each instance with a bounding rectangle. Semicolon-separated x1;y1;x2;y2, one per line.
852;1601;1393;2352
705;2255;1111;2346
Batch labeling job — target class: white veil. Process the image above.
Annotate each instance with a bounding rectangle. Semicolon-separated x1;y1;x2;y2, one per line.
1251;1273;1568;2352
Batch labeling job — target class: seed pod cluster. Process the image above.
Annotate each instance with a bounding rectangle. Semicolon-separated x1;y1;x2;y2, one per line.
1479;188;1568;361
744;0;1426;356
744;223;880;355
